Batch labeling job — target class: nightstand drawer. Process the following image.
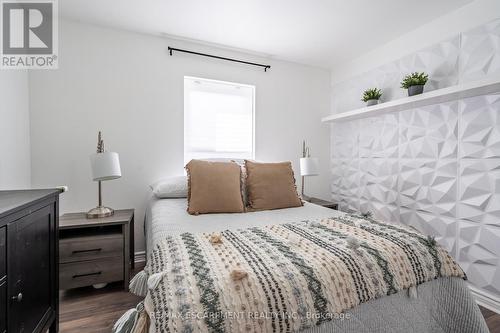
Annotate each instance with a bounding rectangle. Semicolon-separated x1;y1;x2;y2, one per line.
60;234;123;263
59;257;124;289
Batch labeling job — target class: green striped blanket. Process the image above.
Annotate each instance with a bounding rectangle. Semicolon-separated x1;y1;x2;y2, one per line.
133;214;465;333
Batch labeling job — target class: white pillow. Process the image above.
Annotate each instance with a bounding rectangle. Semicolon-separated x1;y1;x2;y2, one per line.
150;176;188;198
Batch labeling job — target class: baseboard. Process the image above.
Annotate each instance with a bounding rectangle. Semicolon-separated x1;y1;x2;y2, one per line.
134;251;146;264
469;284;500;314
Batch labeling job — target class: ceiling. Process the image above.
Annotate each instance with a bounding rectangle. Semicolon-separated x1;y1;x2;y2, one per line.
60;0;473;69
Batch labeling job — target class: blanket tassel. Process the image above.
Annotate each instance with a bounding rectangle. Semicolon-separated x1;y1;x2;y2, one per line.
129;270;148;297
112;302;148;333
408;285;418;299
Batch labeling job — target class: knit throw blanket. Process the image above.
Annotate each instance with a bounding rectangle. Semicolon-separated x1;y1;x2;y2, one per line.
136;214;465;333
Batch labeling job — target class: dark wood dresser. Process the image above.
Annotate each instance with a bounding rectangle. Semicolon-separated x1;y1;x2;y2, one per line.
0;189;61;333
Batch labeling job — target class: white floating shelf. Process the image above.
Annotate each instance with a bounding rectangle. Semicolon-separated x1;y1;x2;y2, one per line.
322;77;500;123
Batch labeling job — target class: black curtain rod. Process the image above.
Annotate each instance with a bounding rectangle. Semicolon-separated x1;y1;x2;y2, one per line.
168;47;271;72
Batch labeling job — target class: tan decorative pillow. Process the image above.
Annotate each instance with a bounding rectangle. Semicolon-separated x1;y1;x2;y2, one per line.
185;160;245;215
245;160;303;211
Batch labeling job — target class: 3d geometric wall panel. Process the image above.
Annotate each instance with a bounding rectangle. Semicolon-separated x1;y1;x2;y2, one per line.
331;121;359;159
359;114;399;158
358;114;399;222
359;157;399;222
398;158;457;217
398;157;457;255
331;19;500;299
399;102;458;160
400;208;457;253
458;159;500;227
460;19;500;82
459;94;500;159
398;102;458;224
398;104;459;253
458;218;500;296
330;122;360;212
331;158;360;212
457;94;500;298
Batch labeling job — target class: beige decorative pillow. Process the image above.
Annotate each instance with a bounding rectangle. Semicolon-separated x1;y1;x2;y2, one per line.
245;160;303;211
185;159;245;215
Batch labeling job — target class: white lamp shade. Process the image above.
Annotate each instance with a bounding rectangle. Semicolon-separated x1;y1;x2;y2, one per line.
300;157;319;176
90;152;122;181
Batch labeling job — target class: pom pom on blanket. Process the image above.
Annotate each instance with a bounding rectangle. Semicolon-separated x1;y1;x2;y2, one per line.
210;233;223;244
361;211;373;218
426;236;437;247
346;236;361;250
287;235;301;246
230;269;248;281
308;221;320;227
129;270;148;297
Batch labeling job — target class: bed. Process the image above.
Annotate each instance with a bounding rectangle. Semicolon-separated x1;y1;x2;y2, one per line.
115;197;489;333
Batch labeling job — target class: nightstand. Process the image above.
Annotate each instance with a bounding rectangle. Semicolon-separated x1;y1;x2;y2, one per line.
307;197;338;210
58;209;134;291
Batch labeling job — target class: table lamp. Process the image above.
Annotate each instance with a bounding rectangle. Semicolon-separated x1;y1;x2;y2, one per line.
87;131;121;218
300;140;319;200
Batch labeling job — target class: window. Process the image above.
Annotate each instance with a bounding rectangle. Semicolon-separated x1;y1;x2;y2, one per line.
184;76;255;164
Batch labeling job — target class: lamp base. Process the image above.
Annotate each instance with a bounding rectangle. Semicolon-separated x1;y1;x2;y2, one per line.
86;206;114;219
300;176;311;202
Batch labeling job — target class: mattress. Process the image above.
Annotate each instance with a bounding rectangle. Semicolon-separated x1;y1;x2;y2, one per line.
138;198;488;333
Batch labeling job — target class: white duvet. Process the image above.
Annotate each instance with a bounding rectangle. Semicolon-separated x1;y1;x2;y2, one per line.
145;197;341;255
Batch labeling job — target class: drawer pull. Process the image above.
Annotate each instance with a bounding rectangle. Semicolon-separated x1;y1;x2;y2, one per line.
11;293;23;302
72;271;102;279
72;248;102;254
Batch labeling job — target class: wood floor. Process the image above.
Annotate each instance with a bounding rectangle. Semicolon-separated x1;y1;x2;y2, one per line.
59;264;145;333
481;307;500;333
60;263;500;332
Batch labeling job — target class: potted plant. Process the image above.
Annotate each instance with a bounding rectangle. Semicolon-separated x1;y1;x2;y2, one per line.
401;72;428;96
361;88;383;106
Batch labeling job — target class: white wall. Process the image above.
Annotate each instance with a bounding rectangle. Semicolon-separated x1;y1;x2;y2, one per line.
0;71;31;189
29;19;331;253
331;0;500;85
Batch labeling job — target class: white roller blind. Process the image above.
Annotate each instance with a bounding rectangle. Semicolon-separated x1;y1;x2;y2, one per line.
184;76;255;164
